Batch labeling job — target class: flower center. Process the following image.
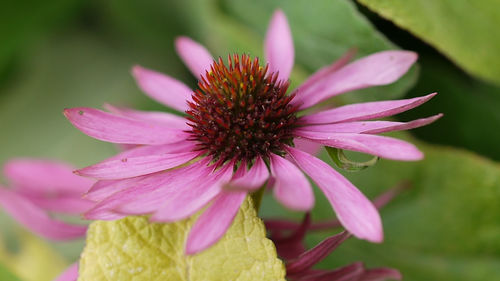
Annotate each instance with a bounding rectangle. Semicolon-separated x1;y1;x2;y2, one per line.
186;54;298;163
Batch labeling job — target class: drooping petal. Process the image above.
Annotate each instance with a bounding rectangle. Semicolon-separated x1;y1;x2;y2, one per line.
104;104;189;129
53;262;79;281
131;65;193;112
84;159;211;218
299;93;437;125
295;131;423;161
0;188;87;240
264;9;294;81
175;36;213;78
286;146;383;243
225;157;269;191
75;151;199;180
297;114;442;134
185;191;247;255
3;159;93;194
150;162;234;222
270;154;314;211
293;51;418;109
293;49;356;97
64;107;188;145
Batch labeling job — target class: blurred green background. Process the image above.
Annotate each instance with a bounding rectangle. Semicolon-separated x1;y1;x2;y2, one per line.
1;0;499;280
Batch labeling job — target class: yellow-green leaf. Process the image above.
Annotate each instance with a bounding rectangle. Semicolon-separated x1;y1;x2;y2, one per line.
0;231;68;281
78;196;285;281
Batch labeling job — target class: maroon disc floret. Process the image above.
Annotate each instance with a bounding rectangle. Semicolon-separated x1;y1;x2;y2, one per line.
186;54;298;163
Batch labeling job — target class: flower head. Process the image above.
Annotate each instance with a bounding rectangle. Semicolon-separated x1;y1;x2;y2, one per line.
64;10;441;254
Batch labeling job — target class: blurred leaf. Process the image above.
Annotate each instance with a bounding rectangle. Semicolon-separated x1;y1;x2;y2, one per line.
0;31;175;167
79;197;285;281
0;0;82;75
218;0;418;103
399;55;500;160
266;140;500;280
357;0;500;85
0;263;21;281
0;230;67;281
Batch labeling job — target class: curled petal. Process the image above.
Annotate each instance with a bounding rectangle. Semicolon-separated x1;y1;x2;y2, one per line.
75;151;199;180
131;65;193;112
295;131;423;161
175;36;213;78
0;188;87;240
270;154;314;211
185;191;247;255
286;146;383;243
299;93;438;125
22;194;93;215
64;107;188;145
265;9;294;81
293;51;418;109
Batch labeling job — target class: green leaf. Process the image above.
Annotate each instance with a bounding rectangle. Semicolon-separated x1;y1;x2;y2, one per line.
300;140;500;280
357;0;500;85
0;263;21;281
78;197;285;281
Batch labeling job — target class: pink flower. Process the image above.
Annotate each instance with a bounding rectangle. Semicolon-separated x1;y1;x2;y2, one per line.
64;10;440;254
0;158;92;240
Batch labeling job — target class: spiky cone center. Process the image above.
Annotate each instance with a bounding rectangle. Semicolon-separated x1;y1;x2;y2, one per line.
186;54;298;163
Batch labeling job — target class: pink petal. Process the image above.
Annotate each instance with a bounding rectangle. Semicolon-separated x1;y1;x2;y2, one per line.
86;159;211;218
293;51;418;109
225;157;269;191
270;154;314;211
106;141;196;162
21;194;93;214
293;49;356;97
53;262;79;281
295;131;423;161
131;65;192;112
75;151;199;180
298;114;442;134
3;159;92;195
185;191;246;255
293;138;323;156
104;104;189;129
64;107;188;145
299;93;437;125
0;188;87;240
150;162;234;222
264;9;294;81
286;146;383;243
175;36;213;78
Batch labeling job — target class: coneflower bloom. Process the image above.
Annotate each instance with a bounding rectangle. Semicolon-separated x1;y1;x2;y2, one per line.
0;159;92;240
64;10;441;254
